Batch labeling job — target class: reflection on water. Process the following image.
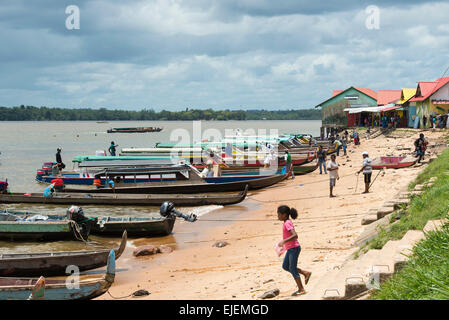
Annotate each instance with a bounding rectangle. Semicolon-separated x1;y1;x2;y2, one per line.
0;120;319;253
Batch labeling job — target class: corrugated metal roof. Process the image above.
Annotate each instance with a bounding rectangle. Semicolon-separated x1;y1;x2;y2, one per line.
377;90;402;106
410;77;449;102
397;88;417;105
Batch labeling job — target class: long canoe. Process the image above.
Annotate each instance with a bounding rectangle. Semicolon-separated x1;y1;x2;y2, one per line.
0;250;115;300
93;216;175;237
0;188;247;206
0;231;126;277
64;173;287;194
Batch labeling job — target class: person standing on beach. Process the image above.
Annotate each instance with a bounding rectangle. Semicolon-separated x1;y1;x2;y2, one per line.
342;138;347;156
109;141;118;156
334;138;342;156
317;145;327;174
358;152;372;194
284;151;294;179
327;154;339;197
414;133;428;163
277;205;312;296
56;148;65;170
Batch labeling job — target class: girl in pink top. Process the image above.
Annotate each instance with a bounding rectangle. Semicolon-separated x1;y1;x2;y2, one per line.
277;205;312;296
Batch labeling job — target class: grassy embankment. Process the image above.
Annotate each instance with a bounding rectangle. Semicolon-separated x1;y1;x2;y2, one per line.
354;146;449;299
370;221;449;299
354;147;449;257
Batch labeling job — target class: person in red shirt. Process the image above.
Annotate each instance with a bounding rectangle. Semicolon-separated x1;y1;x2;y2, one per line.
277;205;312;296
50;178;65;192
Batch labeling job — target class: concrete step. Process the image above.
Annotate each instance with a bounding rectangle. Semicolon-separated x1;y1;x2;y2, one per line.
392;230;425;273
423;219;447;233
383;199;410;209
361;214;378;225
321;250;381;300
377;206;395;219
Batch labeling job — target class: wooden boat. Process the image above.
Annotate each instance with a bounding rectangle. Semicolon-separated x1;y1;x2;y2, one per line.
64;169;287;194
0;212;96;241
371;156;417;170
0;250;115;300
107;126;162;133
0;231;126;277
0;188;247;206
93;216;175;237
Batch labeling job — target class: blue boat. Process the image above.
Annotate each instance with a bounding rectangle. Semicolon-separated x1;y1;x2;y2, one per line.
0;250;115;300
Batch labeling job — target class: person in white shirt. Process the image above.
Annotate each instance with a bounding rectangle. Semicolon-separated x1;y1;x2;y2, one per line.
327;154;339;197
358;151;372;194
201;161;214;178
264;151;275;168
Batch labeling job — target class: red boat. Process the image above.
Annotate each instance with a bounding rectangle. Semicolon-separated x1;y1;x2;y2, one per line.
371;156;417;170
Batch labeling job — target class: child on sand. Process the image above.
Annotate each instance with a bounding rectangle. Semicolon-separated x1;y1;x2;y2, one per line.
277;205;312;296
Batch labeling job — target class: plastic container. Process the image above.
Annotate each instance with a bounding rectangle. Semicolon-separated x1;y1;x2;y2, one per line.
274;243;286;257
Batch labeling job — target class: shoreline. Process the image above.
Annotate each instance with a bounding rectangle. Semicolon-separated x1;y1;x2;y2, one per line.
98;129;447;300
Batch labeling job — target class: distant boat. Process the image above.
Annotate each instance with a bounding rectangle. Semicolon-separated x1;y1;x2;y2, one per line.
96;121;109;123
107;127;163;133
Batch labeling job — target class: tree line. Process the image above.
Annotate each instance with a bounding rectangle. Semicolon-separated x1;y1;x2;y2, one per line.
0;105;321;121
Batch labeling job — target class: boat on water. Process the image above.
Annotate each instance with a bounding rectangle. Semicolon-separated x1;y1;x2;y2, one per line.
0;187;247;206
63;165;288;194
0;209;97;241
0;250;115;300
371;156;417;170
107;126;162;133
0;231;126;277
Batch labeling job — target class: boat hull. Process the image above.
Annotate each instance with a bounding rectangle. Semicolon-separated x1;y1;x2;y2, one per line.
0;189;247;206
64;174;287;194
0;232;126;277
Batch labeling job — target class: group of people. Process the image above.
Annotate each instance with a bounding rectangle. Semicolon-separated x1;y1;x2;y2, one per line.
381;114;402;129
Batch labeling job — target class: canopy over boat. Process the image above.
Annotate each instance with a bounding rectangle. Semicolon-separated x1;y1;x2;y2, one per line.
72;155;182;163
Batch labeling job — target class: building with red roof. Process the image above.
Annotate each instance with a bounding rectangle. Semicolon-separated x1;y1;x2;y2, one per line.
410;77;449;128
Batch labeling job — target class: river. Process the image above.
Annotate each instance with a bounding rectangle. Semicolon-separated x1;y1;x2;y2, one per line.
0;120;321;253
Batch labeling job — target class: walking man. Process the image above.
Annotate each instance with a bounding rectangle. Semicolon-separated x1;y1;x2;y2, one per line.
358;152;372;194
327;154;339;197
317;145;327;174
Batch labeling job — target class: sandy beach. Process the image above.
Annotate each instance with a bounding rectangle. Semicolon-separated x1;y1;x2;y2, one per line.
98;129;447;300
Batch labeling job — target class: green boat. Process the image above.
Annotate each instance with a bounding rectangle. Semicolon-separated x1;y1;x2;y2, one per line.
292;161;318;175
0;212;96;241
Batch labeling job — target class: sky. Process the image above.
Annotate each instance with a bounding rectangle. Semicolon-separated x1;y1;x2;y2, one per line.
0;0;449;110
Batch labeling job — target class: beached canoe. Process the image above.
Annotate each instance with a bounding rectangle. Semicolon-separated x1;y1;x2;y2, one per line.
0;231;126;277
292;161;319;175
371;156;417;170
0;250;115;300
0;188;247;206
0;212;96;241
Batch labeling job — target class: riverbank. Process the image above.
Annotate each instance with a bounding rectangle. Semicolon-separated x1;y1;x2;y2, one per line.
98;129;447;300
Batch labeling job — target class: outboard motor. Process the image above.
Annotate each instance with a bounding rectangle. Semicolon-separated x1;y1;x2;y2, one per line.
160;202;197;222
66;205;98;240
